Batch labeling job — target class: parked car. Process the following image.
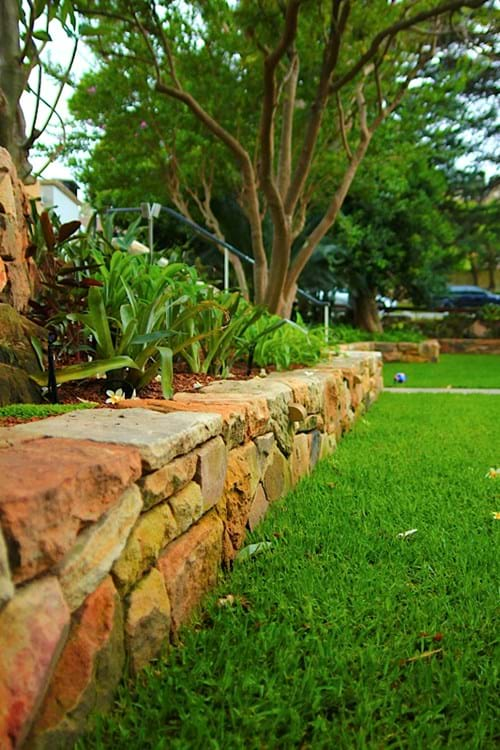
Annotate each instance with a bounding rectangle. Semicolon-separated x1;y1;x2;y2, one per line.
324;290;398;310
433;285;500;309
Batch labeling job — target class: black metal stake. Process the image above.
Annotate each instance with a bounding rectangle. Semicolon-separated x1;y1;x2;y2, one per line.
47;332;58;404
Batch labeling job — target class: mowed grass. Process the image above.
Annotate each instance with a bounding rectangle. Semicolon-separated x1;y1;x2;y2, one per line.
384;354;500;389
81;395;500;750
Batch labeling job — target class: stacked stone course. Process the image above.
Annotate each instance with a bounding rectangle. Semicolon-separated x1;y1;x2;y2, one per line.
0;351;382;748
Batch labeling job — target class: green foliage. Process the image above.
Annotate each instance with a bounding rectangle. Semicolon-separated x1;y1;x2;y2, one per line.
77;394;499;749
0;402;96;420
331;324;425;344
247;314;325;370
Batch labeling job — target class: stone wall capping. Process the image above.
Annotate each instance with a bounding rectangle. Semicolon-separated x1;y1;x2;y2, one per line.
2;408;223;470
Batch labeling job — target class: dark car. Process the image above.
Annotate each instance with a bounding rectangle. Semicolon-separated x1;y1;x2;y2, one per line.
434;285;500;309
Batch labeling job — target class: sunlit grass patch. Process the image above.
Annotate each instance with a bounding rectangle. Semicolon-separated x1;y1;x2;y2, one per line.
384;354;500;389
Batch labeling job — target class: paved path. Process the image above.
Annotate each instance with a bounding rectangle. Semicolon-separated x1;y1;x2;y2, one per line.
384;387;500;394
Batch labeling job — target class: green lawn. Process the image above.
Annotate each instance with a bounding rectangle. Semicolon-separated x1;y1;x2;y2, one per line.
384;354;500;389
81;394;500;750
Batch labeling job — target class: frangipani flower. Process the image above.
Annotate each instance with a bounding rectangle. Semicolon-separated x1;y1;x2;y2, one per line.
105;389;126;404
486;468;500;479
491;512;500;520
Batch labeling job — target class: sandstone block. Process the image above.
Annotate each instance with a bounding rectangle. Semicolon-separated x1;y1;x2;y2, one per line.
290;433;310;486
263;446;291;503
124;398;247;448
0;362;43;406
5;408;223;470
247;484;270;532
221;442;261;554
255;432;275;475
112;500;178;594
268;370;324;414
29;576;124;750
0;437;141;583
195;437;227;511
0;527;14;609
309;430;322;469
125;568;171;674
0;577;70;749
174;391;270;443
319;432;337;460
168;481;204;535
58;485;143;612
138;452;197;510
158;511;223;634
200;379;293;454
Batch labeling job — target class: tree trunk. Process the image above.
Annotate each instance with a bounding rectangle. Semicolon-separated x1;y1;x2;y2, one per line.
469;253;479;285
352;292;383;333
0;0;32;182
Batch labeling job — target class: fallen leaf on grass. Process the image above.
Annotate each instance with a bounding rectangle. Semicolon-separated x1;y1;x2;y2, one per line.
491;511;500;520
235;541;272;563
399;648;443;666
486;468;500;479
397;528;418;539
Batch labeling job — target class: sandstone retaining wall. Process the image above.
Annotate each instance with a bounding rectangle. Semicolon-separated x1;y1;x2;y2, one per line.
438;338;500;355
339;339;439;362
0;351;382;748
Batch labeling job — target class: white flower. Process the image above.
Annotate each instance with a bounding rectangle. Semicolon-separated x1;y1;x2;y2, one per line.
259;368;267;377
95;372;106;380
486;467;500;479
127;240;149;255
193;381;203;390
155;374;162;382
105;388;126;404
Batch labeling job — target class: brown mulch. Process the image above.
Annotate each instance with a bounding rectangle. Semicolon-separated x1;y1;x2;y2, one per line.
0;363;264;426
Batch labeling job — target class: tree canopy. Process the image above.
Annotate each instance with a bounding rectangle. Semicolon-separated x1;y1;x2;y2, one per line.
65;0;494;316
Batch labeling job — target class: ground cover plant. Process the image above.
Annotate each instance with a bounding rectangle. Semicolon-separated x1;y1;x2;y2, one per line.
384;354;500;389
331;324;425;344
79;394;499;749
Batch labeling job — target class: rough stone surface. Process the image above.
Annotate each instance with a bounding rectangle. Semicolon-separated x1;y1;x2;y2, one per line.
4;408;223;470
120;398;247;449
58;485;143;612
125;568;171;674
295;413;325;433
220;442;261;555
174;391;271;443
138;452;197;510
0;362;43;406
263;446;291;503
320;432;337;459
29;576;124;750
158;511;223;634
309;430;322;469
195;437;227;511
0;437;141;584
0;527;14;609
255;433;275;475
0;303;46;374
200;378;294;454
439;338;500;355
0;577;70;750
168;481;204;535
290;433;310;486
0;149;36;312
0;259;6;294
268;370;324;414
247;484;270;532
112;501;178;594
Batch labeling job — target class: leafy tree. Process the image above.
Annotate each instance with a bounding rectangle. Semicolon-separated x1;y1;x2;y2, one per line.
0;0;78;181
70;0;492;316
